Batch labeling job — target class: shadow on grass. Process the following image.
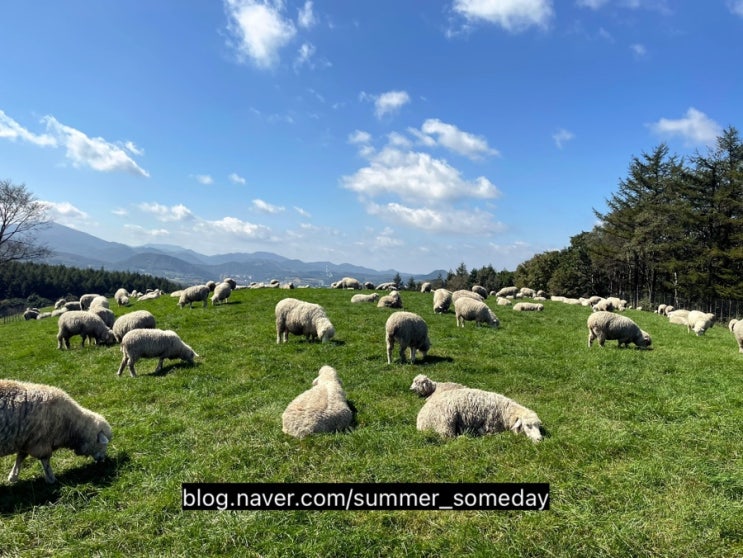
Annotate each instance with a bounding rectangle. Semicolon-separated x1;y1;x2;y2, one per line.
0;451;130;515
148;361;200;377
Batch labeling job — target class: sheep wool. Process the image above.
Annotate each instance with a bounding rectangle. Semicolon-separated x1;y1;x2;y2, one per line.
275;298;335;343
332;277;362;290
0;379;112;483
89;306;116;328
178;285;210;308
415;384;543;442
587;311;651;349
79;293;101;310
351;293;379;303
57;311;117;349
513;302;544;312
117;328;198;377
281;365;353;438
471;285;488;299
211;281;233;305
454;297;499;328
433;289;453;314
732;320;743;353
409;374;465;400
377;291;403;308
451;290;484;303
112;310;157;342
686;310;715;336
385;311;431;364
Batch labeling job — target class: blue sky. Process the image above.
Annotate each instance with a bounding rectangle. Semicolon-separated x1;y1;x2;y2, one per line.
1;1;741;275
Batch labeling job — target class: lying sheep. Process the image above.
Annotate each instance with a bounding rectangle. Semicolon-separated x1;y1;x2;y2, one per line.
385;311;431;364
112;310;157;342
117;328;198;377
587;311;651;349
519;287;536;298
414;380;543;442
64;301;83;311
495;286;519;298
89;306;116;328
281;365;353;438
454;297;499;328
513;302;544;312
0;379;112;483
351;293;379;303
275;298;335;343
732;320;743;353
332;277;362;290
211;281;233;305
409;374;465;400
57;311;117;349
377;291;403;308
433;288;452;314
496;297;512;306
178;285;210;308
686;310;715;335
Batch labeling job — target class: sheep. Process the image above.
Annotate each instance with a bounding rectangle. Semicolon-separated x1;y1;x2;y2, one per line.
351;293;379;303
0;379;112;484
729;318;739;332
64;301;83;311
376;281;398;291
471;285;488;299
667;309;690;326
364;281;376;290
88;295;109;310
281;365;353;438
332;277;362;290
656;303;667;315
496;286;519;298
451;290;484;303
420;282;432;293
496;297;512;306
385;311;431;364
519;287;537;298
409;374;465;400
57;311;117;349
686;311;715;335
414;381;543;442
138;289;163;301
454;297;499;328
275;298;335;343
178;285;210;308
54;297;66;310
513;302;544;312
732;320;743;353
222;278;237;290
587;311;651;349
112;310;157;342
114;288;130;306
592;298;614;312
117;328;198;377
79;294;100;310
36;312;52;320
89;306;116;328
211;281;233;305
377;291;403;308
23;308;39;320
433;288;453;314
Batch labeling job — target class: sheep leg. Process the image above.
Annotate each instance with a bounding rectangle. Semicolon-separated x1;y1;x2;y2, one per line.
8;453;27;483
399;344;407;364
386;335;394;364
117;355;129;376
588;329;596;347
40;458;56;484
154;358;165;374
410;347;417;363
128;359;138;377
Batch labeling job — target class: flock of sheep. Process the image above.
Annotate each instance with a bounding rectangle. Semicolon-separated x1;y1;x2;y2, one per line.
4;274;741;483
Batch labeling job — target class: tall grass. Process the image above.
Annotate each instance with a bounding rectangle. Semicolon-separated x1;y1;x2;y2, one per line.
0;289;741;556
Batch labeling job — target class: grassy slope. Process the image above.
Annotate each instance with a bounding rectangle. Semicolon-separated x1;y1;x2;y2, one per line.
0;289;741;557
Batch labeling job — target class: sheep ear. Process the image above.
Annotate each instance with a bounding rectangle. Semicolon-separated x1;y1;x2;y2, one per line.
98;431;109;444
511;418;523;433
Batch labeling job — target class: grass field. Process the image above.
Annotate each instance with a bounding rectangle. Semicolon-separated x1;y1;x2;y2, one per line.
0;288;741;557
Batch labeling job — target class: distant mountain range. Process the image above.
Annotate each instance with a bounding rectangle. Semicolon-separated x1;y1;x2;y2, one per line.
34;222;446;286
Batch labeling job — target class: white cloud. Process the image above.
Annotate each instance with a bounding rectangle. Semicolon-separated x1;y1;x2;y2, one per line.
252;198;285;213
224;0;297;69
40;201;89;223
123;224;170;238
194;174;214;185
0;110;57;146
139;202;195;222
294;42;316;70
112;208;128;216
229;172;246;184
124;141;144;156
649;107;722;146
630;43;647;57
205;216;272;239
368;202;504;234
42;116;149;177
453;0;554;32
294;206;311;218
553;128;575;149
349;130;372;145
298;1;316;28
361;90;411;119
728;0;743;16
415;118;499;159
576;0;609;9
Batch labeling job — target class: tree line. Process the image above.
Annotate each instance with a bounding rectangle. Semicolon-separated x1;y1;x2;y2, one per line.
513;126;743;313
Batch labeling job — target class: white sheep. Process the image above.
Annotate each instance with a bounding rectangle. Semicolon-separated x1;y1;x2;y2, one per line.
275;298;335;343
332;277;362;290
54;297;66;310
409;374;465;400
496;297;512;306
729;318;739;332
178;285;210;308
222;278;237;290
587;311;652;349
451;290;484;303
592;298;614;312
420;282;432;293
63;301;83;311
114;288;130;306
0;379;112;483
79;293;100;310
112;310;157;342
351;293;379;303
377;291;403;308
89;306;116;328
88;295;109;310
414;381;543;442
281;365;353;438
732;320;743;353
433;289;453;314
385;311;431;364
513;302;544;312
686;310;715;335
57;311;117;349
211;281;233;305
656;303;667;315
519;287;537;298
471;285;488;299
667;309;690;326
23;308;39;320
117;328;198;377
496;286;519;298
138;289;163;301
454;297;499;328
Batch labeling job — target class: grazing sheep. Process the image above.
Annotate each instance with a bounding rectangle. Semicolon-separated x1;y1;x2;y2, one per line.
519;287;537;298
454;297;499;328
496;286;519;298
409;374;465;400
513;302;544;312
114;288;130;306
89;306;116;328
211;281;233;305
88;295;109;310
23;308;39;320
351;293;379;303
732;320;743;353
451;290;484;303
686;310;715;335
222;278;237;290
112;310;157;342
433;289;453;314
178;285;210;308
275;298;335;343
385;311;431;364
592;298;614;312
420;282;432;293
587;311;651;349
656;304;667;315
117;328;198;377
471;285;488;299
415;381;543;442
0;379;112;483
377;291;403;308
79;294;100;310
63;301;83;311
667;309;690;326
57;311;117;349
729;318;739;332
332;277;362;290
281;365;353;438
